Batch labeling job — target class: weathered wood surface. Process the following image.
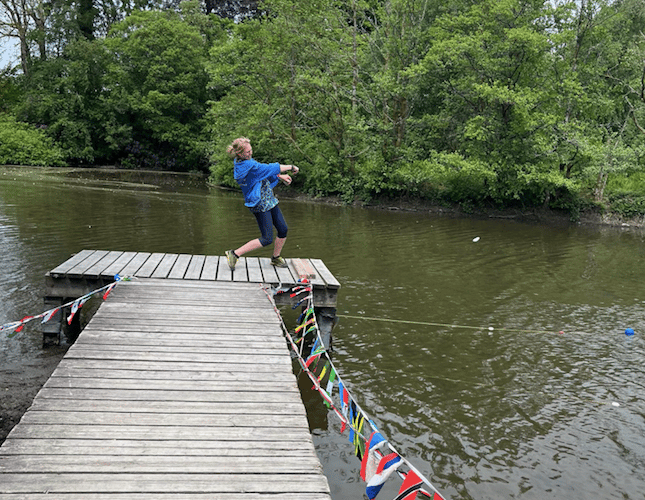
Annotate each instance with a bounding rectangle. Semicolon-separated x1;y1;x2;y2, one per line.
47;250;340;288
45;250;340;308
0;279;331;499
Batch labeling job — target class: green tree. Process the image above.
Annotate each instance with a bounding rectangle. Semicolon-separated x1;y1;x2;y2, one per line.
105;8;211;171
549;0;645;203
15;37;113;164
407;0;579;205
207;0;372;195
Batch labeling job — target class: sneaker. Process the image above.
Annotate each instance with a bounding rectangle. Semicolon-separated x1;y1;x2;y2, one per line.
225;250;238;270
271;255;288;268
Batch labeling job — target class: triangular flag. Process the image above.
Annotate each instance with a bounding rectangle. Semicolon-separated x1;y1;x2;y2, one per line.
325;367;337;396
67;296;89;325
394;470;423;500
14;315;33;333
365;452;402;500
103;282;117;300
41;308;60;324
360;431;386;480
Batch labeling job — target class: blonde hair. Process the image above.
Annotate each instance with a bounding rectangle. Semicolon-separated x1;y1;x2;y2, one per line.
227;137;250;159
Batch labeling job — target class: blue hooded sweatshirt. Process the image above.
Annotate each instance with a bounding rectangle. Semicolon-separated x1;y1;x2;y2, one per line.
233;158;280;208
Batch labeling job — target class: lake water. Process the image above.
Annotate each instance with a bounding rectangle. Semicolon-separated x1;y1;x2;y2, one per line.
1;166;644;499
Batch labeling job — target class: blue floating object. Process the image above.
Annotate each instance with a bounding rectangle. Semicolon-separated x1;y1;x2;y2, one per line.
114;274;121;281
625;328;635;336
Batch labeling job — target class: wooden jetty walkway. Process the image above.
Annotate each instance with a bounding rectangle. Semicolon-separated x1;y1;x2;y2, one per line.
0;252;338;499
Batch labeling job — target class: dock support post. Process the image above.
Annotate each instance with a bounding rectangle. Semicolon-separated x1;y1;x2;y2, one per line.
42;297;64;346
316;307;337;351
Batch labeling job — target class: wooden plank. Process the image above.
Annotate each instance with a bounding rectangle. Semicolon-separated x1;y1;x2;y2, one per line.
7;425;313;441
0;494;331;500
49;367;293;382
215;255;233;282
62;350;291;366
1;438;316;455
88;310;278;324
200;255;218;280
245;257;263;282
151;253;179;278
18;411;308;429
27;400;306;416
74;332;286;346
168;254;192;279
67;343;283;355
184;255;205;280
310;258;341;289
66;250;110;278
274;260;297;284
48;249;96;276
291;259;325;287
0;492;331;500
81;251;123;279
117;252;150;277
34;388;302;404
54;358;287;373
100;251;138;278
42;378;297;393
0;473;330;494
115;278;261;292
134;253;165;278
0;454;322;473
69;342;285;354
258;257;280;285
82;321;278;333
231;257;248;282
76;326;283;338
290;258;318;280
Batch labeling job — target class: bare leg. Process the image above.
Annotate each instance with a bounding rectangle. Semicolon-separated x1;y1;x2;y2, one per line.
273;237;286;258
235;238;263;256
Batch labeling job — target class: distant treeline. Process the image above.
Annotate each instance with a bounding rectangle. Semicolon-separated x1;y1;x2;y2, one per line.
1;0;645;218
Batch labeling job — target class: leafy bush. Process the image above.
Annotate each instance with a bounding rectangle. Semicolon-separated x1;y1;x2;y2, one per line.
393;152;496;204
607;193;645;218
0;115;65;166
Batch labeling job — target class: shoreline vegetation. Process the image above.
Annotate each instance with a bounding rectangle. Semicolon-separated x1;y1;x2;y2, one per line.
3;164;644;231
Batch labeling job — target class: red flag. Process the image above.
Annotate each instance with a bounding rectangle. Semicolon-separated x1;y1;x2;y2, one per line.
395;470;423;500
14;316;34;333
103;282;117;300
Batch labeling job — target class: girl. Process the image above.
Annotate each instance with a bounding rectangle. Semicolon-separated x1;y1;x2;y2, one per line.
225;137;299;270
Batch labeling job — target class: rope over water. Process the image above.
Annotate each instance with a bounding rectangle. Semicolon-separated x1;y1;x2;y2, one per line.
337;313;570;335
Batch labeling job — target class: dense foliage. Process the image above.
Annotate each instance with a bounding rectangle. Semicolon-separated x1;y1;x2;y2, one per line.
2;0;645;217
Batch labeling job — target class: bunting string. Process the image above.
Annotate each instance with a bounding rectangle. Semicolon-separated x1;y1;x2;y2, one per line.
265;281;447;500
1;275;131;339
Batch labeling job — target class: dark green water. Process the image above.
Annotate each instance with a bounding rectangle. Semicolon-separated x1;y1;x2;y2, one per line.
1;167;644;499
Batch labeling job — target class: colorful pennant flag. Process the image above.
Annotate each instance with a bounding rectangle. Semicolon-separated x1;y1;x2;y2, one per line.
366;452;402;500
13;315;34;333
67;296;89;325
41;308;60;324
395;470;423;500
103;282;117;300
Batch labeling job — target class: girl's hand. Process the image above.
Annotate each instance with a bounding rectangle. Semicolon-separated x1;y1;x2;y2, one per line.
278;174;292;185
291;165;299;174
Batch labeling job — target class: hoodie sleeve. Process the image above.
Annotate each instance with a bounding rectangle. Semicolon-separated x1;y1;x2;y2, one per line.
234;159;281;207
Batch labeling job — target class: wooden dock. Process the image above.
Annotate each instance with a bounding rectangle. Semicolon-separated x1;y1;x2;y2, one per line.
0;277;333;498
41;250;340;346
45;249;340;305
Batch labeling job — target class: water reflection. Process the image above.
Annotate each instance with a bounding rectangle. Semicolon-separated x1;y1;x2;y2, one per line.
1;167;645;499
